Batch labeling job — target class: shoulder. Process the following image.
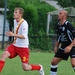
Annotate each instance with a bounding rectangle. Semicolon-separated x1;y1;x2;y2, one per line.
65;21;74;30
65;21;72;26
65;21;73;27
21;20;28;28
22;20;28;25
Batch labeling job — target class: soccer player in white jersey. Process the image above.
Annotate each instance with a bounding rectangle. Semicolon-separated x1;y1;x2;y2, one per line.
0;7;44;75
50;10;75;75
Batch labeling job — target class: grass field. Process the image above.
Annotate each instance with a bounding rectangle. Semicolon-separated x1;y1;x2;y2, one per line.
0;50;75;75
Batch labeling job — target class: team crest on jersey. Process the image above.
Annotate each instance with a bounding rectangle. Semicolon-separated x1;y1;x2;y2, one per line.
62;27;65;31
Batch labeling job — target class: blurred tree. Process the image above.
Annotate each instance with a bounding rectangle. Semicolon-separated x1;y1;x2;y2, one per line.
56;0;75;8
0;0;4;7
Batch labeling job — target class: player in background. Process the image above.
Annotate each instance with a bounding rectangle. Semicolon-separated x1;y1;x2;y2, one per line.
50;10;75;75
0;7;44;75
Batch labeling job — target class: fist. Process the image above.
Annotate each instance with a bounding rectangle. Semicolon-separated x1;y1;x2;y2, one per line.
6;31;14;36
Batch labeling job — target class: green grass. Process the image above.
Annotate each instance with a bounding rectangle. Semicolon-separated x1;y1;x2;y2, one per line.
0;50;74;75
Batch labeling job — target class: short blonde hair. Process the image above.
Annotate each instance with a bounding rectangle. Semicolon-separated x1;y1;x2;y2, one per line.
14;7;24;17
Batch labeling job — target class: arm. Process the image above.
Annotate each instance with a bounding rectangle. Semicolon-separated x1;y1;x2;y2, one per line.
69;38;75;48
64;22;75;53
64;38;75;53
54;41;60;54
54;24;60;53
6;31;25;39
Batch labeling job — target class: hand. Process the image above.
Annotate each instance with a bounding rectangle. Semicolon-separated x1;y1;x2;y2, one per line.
64;46;72;53
54;47;58;54
6;31;14;37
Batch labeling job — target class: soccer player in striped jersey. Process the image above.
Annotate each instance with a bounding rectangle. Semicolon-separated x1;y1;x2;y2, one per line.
50;10;75;75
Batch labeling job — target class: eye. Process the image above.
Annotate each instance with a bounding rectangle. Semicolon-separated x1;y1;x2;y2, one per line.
15;12;17;13
59;13;61;14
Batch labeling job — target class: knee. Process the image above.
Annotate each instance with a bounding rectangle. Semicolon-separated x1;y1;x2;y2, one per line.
51;60;57;65
72;62;75;67
2;51;8;57
0;51;10;60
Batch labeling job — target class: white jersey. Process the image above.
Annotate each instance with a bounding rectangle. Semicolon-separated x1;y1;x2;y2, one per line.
13;19;29;48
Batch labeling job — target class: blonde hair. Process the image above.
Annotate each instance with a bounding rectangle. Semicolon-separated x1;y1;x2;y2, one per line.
14;7;24;17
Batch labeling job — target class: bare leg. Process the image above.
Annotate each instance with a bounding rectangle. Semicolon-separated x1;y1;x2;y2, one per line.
0;51;10;72
22;63;32;71
50;57;62;75
0;51;10;61
22;63;44;75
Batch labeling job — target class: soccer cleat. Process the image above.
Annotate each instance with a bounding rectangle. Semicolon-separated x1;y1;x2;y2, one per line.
39;65;45;75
